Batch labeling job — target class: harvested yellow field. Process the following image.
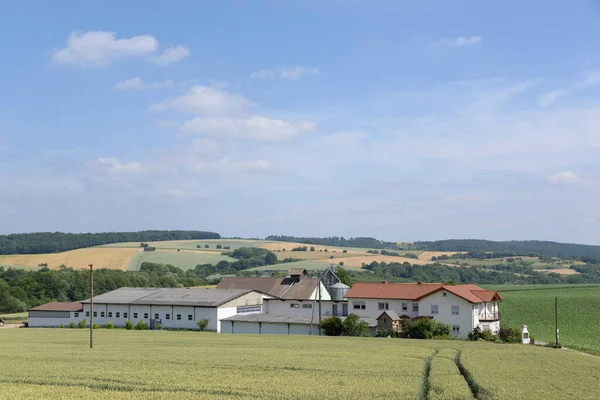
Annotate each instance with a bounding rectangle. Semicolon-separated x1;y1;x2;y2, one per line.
259;242;362;253
322;255;432;268
0;247;142;270
273;251;358;261
536;268;580;275
418;251;460;261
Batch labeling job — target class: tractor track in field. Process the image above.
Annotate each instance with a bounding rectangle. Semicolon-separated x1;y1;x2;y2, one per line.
454;350;492;400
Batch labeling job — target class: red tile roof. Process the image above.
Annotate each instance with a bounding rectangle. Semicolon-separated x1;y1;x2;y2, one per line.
29;302;83;312
345;282;502;304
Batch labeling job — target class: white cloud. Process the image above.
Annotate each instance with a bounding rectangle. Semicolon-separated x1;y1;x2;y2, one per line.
51;31;189;67
180;116;315;140
537;90;568;108
164;189;199;198
152;45;190;66
539;68;600;107
87;157;146;174
250;66;320;80
433;36;482;48
150;85;253;116
114;77;174;90
545;171;587;185
184;157;279;174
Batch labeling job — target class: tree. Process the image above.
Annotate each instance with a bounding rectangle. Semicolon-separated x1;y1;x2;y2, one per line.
310;247;315;252
343;249;347;253
319;316;344;336
339;261;344;266
335;267;352;286
204;244;209;248
216;244;223;249
402;318;450;339
197;319;209;331
342;314;370;337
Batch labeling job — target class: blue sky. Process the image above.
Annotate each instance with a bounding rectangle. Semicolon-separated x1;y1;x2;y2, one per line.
2;1;600;243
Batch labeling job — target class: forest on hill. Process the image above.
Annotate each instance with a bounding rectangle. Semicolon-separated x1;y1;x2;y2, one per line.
265;235;399;249
0;230;221;255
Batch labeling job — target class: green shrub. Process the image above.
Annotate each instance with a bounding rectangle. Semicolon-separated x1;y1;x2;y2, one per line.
92;324;100;329
135;320;148;330
343;314;370;337
468;326;497;342
196;319;209;331
530;334;536;345
402;318;451;339
498;326;521;343
69;322;76;329
105;322;114;329
59;324;64;329
78;320;86;329
375;328;398;338
319;316;344;336
125;320;134;330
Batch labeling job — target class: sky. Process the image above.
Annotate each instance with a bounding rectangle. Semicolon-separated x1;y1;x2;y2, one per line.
2;1;600;243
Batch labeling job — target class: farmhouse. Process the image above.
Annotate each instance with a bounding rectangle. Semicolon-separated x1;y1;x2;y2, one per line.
28;302;83;328
345;282;503;338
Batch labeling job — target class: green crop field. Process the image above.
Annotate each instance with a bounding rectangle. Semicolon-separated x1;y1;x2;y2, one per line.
0;312;28;324
493;285;600;354
1;330;599;399
127;250;236;271
102;239;267;251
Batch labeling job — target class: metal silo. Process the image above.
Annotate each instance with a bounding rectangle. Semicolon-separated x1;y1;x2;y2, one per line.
330;282;350;300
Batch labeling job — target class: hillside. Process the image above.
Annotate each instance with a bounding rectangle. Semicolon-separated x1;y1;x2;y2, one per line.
1;330;598;399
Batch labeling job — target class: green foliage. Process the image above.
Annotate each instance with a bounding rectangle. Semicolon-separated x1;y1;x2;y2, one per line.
467;327;496;342
310;247;315;251
125;320;134;330
498;326;521;343
216;244;223;249
319;316;344;336
266;235;399;250
367;250;379;254
143;246;156;252
59;324;64;328
0;230;220;255
342;249;347;253
292;246;308;251
135;320;148;330
375;328;398;338
402;318;450;339
339;261;344;266
196;319;209;331
69;322;76;329
342;314;371;337
78;320;85;329
204;244;209;248
92;324;100;329
335;267;352;286
105;322;114;329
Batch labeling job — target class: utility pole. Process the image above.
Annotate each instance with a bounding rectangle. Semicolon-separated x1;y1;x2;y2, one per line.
89;263;94;349
318;275;322;336
555;296;561;349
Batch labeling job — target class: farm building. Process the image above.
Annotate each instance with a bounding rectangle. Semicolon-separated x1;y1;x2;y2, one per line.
345;282;503;338
28;302;83;328
79;287;265;332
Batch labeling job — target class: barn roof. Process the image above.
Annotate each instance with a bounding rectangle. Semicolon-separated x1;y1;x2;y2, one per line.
217;276;320;300
80;287;257;307
345;282;502;304
377;310;400;321
29;302;83;312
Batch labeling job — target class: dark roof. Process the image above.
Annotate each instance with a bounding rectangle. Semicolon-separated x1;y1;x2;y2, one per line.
80;287;256;307
29;302;83;312
217;276;320;300
221;314;377;327
345;282;502;304
289;268;307;275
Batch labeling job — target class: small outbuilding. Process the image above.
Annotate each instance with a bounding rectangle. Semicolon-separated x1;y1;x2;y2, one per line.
28;302;83;327
376;310;403;334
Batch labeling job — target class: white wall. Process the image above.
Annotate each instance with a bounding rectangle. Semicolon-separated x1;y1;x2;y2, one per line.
307;282;332;301
223;321;313;335
418;291;474;338
265;299;345;317
348;299;419;319
28;311;81;328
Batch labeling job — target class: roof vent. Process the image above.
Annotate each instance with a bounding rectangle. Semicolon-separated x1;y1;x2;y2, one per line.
381;281;387;284
417;281;422;285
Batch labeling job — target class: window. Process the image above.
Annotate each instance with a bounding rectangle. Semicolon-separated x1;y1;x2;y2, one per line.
74;312;79;317
93;311;97;317
143;313;149;319
166;314;171;320
108;312;112;318
290;304;300;308
302;304;312;309
452;325;460;334
451;306;459;315
100;312;105;318
353;301;366;310
383;317;387;323
442;292;447;297
154;313;159;319
378;302;389;310
124;312;128;318
86;311;89;317
177;314;182;320
133;313;138;318
402;303;408;311
431;305;439;314
412;303;419;312
116;312;120;318
188;314;193;321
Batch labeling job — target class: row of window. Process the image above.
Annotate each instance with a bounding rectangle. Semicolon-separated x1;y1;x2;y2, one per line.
82;311;194;321
289;303;313;309
352;302;460;315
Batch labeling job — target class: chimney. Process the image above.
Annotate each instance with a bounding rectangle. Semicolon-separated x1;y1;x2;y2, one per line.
381;281;387;284
417;281;422;285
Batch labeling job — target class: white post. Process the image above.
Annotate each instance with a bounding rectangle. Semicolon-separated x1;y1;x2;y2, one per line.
521;324;530;344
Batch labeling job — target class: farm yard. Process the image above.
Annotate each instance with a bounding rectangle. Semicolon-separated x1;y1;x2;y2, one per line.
491;284;600;354
1;329;599;399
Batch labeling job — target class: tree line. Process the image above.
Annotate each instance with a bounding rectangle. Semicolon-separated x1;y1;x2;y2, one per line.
0;230;221;255
265;235;399;250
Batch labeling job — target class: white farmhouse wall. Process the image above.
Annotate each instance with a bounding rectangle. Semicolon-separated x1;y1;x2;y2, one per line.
223;321;313;335
348;299;419;319
28;311;81;328
418;291;474;338
265;300;345;317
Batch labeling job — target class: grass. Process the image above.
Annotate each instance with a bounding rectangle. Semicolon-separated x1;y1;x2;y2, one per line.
495;285;600;354
0;312;28;324
0;247;141;270
1;330;599;399
127;250;236;271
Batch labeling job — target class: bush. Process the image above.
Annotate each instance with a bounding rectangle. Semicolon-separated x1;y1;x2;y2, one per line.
105;322;114;329
125;320;134;330
59;324;64;329
69;322;76;329
402;318;450;339
319;316;344;336
216;244;223;249
310;247;315;251
135;320;148;330
530;334;536;345
92;324;101;329
468;326;497;342
375;328;398;338
343;314;371;337
342;249;347;253
78;320;86;329
204;244;209;248
339;261;344;266
196;319;209;331
329;255;334;259
498;326;521;343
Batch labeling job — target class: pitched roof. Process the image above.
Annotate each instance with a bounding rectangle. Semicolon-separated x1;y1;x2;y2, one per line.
217;276;319;300
29;302;83;312
80;287;256;307
345;282;502;304
377;310;400;321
